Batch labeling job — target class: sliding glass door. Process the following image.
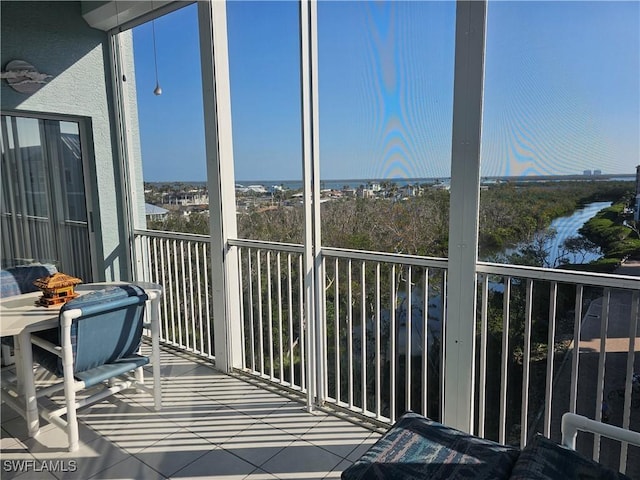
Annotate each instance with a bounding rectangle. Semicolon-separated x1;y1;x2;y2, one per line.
1;114;94;281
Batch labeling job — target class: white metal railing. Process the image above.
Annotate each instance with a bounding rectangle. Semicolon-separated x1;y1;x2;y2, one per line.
133;230;639;473
134;230;214;359
475;262;640;474
229;238;307;393
321;247;448;424
230;240;450;423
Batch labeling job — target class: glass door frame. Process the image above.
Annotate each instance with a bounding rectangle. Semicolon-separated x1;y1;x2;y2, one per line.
1;109;99;281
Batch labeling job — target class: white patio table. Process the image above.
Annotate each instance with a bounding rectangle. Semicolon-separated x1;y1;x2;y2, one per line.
0;282;162;437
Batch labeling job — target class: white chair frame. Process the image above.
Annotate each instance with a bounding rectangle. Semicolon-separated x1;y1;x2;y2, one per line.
30;290;162;451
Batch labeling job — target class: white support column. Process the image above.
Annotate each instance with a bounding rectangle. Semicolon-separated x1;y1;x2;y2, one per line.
309;0;325;408
444;0;487;432
107;33;136;282
300;0;324;409
198;0;242;373
110;29;149;284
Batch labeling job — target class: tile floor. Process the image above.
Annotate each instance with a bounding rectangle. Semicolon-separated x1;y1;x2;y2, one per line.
1;346;383;480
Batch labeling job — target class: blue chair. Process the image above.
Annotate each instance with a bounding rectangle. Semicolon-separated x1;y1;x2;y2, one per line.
31;285;162;451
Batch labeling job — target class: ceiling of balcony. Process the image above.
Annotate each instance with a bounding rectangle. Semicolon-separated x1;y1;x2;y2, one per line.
81;0;182;31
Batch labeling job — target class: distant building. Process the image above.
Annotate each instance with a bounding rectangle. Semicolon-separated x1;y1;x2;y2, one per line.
357;186;374;198
166;190;209;206
432;182;450;191
594;169;602;175
399;185;420;197
247;185;267;194
145;203;168;222
583;170;592;176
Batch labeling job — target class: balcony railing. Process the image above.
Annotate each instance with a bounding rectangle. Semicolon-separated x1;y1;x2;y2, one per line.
475;262;639;470
233;238;307;394
135;230;215;359
134;229;640;473
319;247;448;425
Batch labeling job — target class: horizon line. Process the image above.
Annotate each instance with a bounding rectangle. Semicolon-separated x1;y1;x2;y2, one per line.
145;173;635;184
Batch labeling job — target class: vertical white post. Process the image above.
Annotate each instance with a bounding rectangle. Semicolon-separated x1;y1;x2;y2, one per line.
108;33;136;282
444;0;487;432
300;0;323;409
197;0;242;372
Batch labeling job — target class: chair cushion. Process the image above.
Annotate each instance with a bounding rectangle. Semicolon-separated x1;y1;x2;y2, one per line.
341;412;519;480
0;264;57;297
510;433;630;480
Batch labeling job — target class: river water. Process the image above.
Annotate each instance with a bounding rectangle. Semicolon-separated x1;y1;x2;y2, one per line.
543;201;611;266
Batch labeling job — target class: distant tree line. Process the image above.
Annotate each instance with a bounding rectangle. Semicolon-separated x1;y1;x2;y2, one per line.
146;180;633;267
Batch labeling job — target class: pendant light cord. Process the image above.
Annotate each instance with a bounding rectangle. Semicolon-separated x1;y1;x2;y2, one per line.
151;2;162;95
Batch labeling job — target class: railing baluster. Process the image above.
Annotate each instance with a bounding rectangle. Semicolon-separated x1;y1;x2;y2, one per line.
174;239;184;347
499;276;511;444
299;254;305;392
570;284;584;414
267;251;274;380
195;243;204;356
335;257;341;404
406;265;412;413
544;281;558;438
390;264;396;423
237;247;246;368
620;290;639;474
248;248;256;373
203;244;213;357
375;262;381;419
322;256;329;400
347;259;353;409
478;273;489;437
521;278;534;447
187;241;196;351
166;239;176;345
152;237;166;340
422;267;430;418
288;253;294;387
594;288;611;461
257;250;264;376
361;260;366;413
440;269;447;422
277;251;284;383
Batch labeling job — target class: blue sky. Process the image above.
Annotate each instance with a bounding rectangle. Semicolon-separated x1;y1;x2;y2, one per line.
133;1;639;183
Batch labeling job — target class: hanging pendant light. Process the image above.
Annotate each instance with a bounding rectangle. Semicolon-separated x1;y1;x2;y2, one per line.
151;5;162;96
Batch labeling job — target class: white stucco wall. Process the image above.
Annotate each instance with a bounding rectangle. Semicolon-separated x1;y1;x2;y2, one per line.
1;1;144;281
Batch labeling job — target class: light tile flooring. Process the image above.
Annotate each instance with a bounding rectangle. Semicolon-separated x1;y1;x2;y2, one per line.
1;347;383;480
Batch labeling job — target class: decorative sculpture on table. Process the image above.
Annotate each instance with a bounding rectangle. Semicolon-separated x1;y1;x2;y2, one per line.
33;272;82;307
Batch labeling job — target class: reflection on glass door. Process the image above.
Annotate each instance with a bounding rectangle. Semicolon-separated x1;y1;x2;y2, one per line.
1;115;93;281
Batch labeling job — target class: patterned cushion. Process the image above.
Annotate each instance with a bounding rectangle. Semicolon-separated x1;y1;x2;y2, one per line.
342;412;519;480
0;264;57;297
0;269;20;297
510;434;630;480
